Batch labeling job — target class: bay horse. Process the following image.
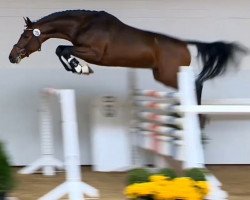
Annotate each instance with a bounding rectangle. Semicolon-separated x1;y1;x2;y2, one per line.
9;10;247;106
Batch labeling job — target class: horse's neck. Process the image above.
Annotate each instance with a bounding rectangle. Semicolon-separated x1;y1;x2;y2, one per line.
39;19;79;42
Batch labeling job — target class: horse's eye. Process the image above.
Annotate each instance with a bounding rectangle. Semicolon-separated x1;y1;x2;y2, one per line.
23;35;29;39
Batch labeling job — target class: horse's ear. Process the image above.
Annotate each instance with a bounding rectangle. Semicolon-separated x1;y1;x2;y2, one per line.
23;17;33;27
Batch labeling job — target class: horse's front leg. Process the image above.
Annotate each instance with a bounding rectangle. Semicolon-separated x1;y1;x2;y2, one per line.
55;45;73;71
55;45;93;75
69;45;107;73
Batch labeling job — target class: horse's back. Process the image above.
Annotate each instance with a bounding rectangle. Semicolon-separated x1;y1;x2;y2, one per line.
75;10;190;68
81;12;157;67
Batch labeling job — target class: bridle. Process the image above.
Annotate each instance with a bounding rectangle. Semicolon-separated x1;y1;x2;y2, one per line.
13;28;42;58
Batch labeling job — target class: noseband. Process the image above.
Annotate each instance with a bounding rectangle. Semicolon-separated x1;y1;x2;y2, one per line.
14;28;42;58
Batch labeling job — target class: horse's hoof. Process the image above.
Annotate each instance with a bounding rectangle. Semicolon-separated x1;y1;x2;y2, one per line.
88;66;94;74
82;65;94;75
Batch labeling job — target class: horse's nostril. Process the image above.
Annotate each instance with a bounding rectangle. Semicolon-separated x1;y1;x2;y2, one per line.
9;55;15;63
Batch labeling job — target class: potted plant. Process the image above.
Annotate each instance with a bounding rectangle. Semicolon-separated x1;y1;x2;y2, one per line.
125;167;210;200
184;168;207;181
0;142;14;200
127;168;152;185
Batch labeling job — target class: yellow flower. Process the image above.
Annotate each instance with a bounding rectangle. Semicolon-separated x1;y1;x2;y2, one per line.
124;182;155;198
149;175;168;182
124;175;210;200
195;181;210;195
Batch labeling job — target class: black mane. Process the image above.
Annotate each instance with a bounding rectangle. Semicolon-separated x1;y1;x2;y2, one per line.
35;9;182;45
36;9;101;23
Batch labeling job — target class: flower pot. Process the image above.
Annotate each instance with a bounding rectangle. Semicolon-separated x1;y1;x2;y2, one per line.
0;192;6;200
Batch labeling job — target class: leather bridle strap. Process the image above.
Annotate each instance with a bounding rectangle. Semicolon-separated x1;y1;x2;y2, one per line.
13;44;27;55
26;28;42;51
13;28;42;57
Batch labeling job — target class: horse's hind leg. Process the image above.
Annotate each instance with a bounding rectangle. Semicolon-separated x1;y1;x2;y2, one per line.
195;80;203;105
194;80;208;128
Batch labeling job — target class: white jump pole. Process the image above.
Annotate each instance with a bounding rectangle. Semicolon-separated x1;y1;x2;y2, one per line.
131;66;227;199
128;69;145;168
18;92;64;176
39;89;99;200
179;67;228;200
178;66;205;169
178;105;250;114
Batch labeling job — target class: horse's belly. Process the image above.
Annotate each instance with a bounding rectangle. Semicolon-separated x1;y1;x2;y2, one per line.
103;46;155;68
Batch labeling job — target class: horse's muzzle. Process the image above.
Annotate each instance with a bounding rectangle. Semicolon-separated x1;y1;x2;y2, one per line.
9;54;21;64
9;54;16;63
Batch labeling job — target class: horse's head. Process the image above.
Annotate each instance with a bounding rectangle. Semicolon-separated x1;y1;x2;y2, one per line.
9;17;42;63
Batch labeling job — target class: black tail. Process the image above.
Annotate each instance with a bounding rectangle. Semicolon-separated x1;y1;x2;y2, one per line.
187;41;248;104
187;41;247;83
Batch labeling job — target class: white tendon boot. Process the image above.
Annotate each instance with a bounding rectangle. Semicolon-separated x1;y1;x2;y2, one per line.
67;57;94;75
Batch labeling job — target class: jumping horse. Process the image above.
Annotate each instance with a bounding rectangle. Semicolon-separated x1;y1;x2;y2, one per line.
9;10;247;106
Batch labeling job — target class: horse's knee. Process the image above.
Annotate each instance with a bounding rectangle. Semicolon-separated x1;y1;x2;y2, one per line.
56;45;70;56
55;46;64;56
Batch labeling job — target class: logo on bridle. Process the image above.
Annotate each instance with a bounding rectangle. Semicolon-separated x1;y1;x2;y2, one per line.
33;29;41;37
